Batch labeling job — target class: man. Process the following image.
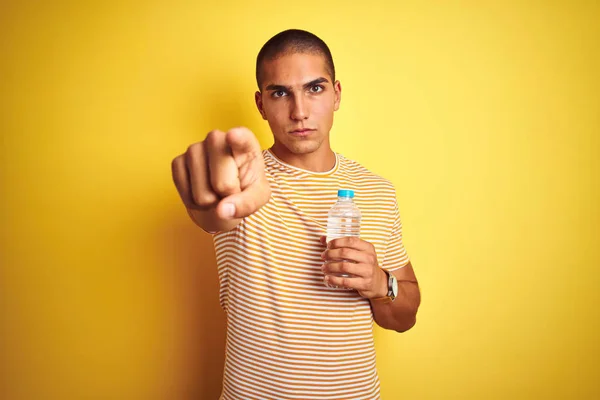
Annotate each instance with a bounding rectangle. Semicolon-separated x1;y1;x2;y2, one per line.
171;29;420;400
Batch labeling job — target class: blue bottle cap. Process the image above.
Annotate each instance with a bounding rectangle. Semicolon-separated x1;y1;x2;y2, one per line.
337;189;354;198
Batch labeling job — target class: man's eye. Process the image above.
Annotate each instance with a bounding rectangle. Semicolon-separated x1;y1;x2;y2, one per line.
273;90;286;98
310;85;324;93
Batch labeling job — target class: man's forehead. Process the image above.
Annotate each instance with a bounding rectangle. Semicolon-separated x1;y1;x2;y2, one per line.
261;52;331;86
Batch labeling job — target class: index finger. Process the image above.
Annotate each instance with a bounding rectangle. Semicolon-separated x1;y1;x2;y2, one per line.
205;130;241;198
226;127;261;161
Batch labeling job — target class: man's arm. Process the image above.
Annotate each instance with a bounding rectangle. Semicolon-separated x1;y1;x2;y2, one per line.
369;261;420;332
320;236;421;333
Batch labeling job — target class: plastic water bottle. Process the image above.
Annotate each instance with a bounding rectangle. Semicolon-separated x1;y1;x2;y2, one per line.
325;189;361;288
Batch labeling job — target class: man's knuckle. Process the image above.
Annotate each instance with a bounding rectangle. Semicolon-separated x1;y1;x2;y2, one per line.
192;191;216;207
228;126;245;135
191;192;202;205
171;155;182;172
187;142;200;152
212;180;236;194
205;130;222;146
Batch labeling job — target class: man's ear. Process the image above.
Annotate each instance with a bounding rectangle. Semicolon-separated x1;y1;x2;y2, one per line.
255;91;267;120
333;80;342;111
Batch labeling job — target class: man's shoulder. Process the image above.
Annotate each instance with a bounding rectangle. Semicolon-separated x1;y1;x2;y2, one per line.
337;153;396;192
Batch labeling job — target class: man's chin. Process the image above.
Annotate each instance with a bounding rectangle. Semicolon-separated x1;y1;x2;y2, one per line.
285;140;322;155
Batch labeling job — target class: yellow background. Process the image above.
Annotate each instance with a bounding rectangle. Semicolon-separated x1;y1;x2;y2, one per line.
1;1;598;399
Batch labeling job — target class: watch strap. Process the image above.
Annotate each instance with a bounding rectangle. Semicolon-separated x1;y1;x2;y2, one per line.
371;269;393;302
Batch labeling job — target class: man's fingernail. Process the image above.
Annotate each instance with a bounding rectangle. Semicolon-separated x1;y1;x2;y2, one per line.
222;203;235;218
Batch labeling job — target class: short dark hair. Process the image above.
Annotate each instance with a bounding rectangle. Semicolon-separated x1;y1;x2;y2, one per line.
256;29;336;90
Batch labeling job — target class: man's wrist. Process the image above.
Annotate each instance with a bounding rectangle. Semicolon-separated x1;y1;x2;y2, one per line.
371;268;390;300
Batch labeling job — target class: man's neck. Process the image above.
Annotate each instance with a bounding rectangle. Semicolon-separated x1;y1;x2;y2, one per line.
270;143;336;173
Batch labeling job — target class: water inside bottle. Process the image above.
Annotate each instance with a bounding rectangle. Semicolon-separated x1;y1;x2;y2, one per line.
326;216;361;243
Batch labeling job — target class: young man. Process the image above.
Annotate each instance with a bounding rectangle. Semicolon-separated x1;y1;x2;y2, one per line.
172;29;420;400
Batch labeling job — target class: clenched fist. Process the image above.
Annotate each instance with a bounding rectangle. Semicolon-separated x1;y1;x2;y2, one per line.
171;127;271;225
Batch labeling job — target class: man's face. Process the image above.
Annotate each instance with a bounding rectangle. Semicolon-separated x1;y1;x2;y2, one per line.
255;52;341;155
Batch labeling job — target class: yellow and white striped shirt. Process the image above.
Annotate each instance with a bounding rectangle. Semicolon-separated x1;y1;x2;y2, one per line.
213;149;410;399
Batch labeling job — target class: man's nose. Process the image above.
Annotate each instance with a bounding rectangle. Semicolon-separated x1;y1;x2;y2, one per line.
290;94;309;120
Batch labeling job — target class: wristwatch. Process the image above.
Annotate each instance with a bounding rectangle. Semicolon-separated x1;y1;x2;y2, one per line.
373;269;398;302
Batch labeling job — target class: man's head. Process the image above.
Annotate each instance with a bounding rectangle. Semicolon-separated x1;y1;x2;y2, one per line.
256;29;335;90
255;29;341;156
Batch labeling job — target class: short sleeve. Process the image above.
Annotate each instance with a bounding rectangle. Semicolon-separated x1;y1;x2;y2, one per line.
380;196;410;272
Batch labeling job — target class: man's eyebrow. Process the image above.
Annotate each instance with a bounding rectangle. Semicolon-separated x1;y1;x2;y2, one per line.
265;83;289;91
265;77;330;92
302;77;329;89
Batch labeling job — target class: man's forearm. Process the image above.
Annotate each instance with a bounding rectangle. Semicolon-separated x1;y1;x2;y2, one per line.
370;273;420;332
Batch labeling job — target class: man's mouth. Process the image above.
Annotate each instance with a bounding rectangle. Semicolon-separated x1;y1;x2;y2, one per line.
289;128;316;136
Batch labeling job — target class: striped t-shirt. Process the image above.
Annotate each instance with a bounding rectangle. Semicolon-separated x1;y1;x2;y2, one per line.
212;148;410;399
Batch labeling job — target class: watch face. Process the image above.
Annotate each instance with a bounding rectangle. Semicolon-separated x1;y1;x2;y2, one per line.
391;275;399;298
